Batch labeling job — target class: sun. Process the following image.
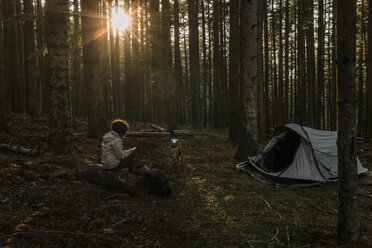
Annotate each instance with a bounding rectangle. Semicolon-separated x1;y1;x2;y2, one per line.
111;8;129;30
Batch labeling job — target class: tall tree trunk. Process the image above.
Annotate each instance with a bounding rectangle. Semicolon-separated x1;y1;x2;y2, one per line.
0;0;7;131
337;0;359;243
317;0;325;129
297;0;306;125
174;0;183;125
271;0;278;125
15;0;25;113
36;0;47;114
124;0;133;120
81;0;107;138
72;0;85;117
331;0;337;130
3;0;22;113
132;0;142;121
257;0;265;139
235;0;259;161
366;0;372;140
304;0;315;127
161;0;177;130
24;0;39;116
229;0;240;141
278;0;283;124
188;0;200;129
201;0;208;127
263;0;270;128
45;0;72;154
212;0;222;128
284;0;289;124
357;0;365;137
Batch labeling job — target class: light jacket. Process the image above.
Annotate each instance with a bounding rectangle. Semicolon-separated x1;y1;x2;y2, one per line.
101;131;133;169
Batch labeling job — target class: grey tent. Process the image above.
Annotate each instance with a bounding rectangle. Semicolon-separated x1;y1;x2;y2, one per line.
236;123;368;184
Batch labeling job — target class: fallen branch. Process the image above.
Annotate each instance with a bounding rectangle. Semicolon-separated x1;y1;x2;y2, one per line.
0;229;100;239
0;143;39;156
149;124;166;132
256;195;272;211
127;130;193;137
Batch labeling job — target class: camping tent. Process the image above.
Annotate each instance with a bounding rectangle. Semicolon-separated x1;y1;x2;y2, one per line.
236;123;368;184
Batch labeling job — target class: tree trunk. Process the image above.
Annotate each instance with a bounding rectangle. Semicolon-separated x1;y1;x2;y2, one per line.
124;0;133;120
81;0;108;138
263;0;270;129
0;0;7;131
257;0;265;139
304;0;315;127
284;0;289;124
188;0;201;129
331;0;337;130
15;0;25;113
45;0;72;154
317;0;325;129
357;0;365;137
229;0;240;141
212;0;222;128
174;0;183;126
24;0;39;116
3;0;22;113
201;0;208;127
271;0;278;125
161;0;177;131
278;0;283;124
337;0;360;243
235;0;259;161
365;0;372;141
36;0;48;114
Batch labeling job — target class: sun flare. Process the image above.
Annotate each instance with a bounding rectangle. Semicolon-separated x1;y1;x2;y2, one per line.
111;8;129;30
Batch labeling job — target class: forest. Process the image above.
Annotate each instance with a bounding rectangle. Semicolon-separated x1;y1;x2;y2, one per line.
1;0;372;247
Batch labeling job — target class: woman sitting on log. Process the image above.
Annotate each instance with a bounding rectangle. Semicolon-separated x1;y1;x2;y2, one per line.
101;119;149;175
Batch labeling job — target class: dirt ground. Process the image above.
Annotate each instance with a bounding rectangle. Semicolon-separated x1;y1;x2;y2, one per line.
0;114;372;248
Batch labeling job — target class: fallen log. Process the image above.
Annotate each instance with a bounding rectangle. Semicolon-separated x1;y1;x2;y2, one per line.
75;162;151;196
126;130;193;137
0;143;39;156
149;124;166;132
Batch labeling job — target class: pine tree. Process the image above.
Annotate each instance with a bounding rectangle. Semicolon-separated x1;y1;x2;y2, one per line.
45;0;72;154
81;0;108;138
337;0;360;243
235;0;259;161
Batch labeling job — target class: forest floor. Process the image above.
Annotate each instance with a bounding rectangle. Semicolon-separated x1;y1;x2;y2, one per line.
0;114;372;248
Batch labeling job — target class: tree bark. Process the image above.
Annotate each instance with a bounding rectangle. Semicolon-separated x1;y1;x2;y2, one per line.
188;0;201;129
24;0;40;116
229;0;240;141
212;0;222;128
317;0;325;129
284;0;289;124
357;0;365;137
257;0;265;139
235;0;259;161
174;0;183;126
81;0;108;138
0;0;7;131
45;0;72;154
124;0;133;120
337;0;360;243
365;0;372;140
278;0;284;124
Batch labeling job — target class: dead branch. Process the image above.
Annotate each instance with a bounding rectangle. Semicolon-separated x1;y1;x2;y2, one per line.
126;130;193;137
0;143;39;156
0;229;100;239
256;195;272;211
149;124;166;132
